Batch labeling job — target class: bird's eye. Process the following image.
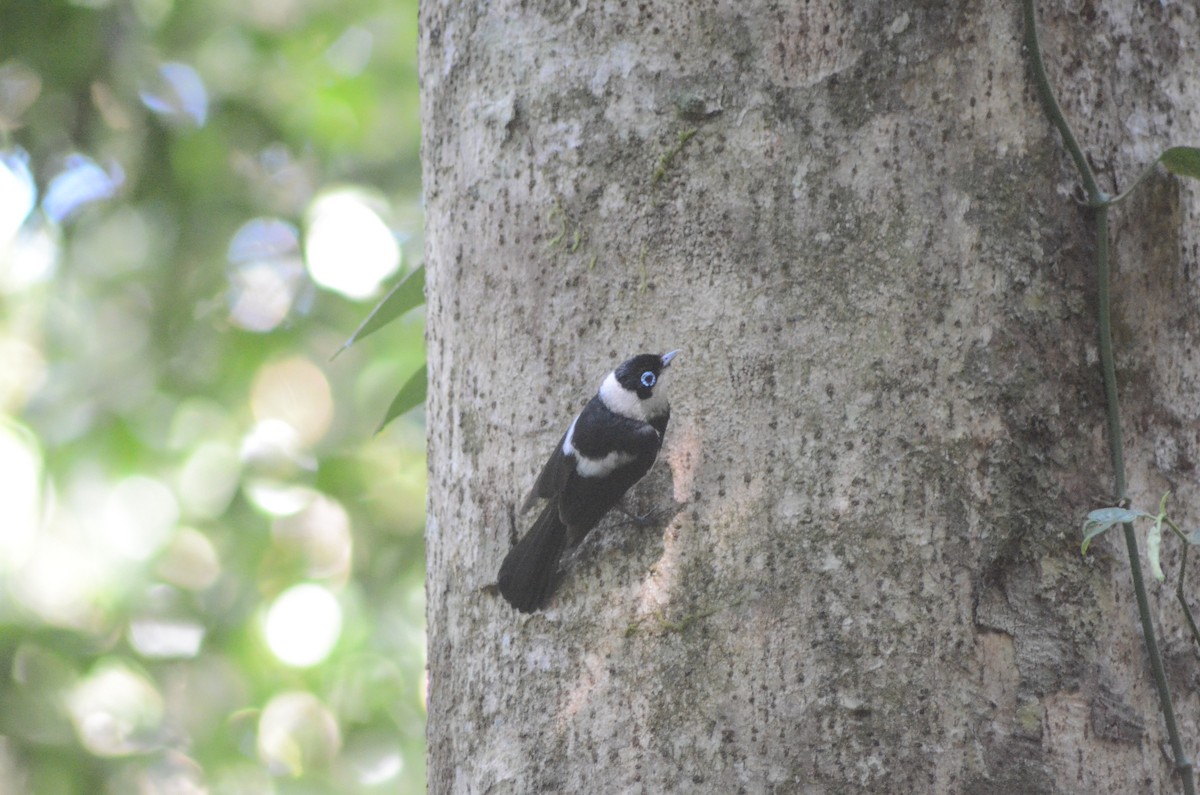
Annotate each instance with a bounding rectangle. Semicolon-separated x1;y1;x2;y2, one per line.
640;371;656;388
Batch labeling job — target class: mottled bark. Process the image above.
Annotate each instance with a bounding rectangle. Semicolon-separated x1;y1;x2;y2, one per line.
421;1;1200;791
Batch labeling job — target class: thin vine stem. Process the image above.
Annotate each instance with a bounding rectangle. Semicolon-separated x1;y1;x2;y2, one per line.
1022;0;1104;203
1162;517;1200;650
1023;1;1194;791
1092;208;1124;490
1106;159;1164;207
1180;544;1200;649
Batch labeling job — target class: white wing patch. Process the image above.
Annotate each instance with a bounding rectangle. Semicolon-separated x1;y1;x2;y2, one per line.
575;449;637;478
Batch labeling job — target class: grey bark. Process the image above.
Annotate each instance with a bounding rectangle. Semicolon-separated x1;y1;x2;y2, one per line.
421;1;1200;792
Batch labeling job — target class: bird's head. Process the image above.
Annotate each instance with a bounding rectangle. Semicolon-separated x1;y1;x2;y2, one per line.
601;350;679;420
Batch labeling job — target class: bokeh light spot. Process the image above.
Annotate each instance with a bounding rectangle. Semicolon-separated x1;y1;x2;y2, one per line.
0;421;41;570
139;62;208;127
169;397;236;450
0;219;57;293
0;148;35;248
228;216;298;263
342;733;403;786
68;662;164;757
250;357;333;447
154;527;221;591
177;441;240;519
304;190;399;300
101;476;180;561
264;584;342;668
42;154;124;223
226;217;308;332
271;494;352;582
257;691;341;777
11;534;107;632
0;62;43;130
241;422;317;517
128;617;205;659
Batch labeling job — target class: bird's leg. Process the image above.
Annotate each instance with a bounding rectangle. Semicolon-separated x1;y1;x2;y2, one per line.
613;497;681;527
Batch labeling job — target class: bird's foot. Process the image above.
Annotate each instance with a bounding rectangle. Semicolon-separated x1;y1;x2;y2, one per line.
614;499;684;527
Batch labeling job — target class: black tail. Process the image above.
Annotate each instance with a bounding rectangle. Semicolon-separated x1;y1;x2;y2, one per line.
497;503;569;612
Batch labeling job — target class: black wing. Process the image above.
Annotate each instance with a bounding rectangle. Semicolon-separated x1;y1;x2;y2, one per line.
520;426;574;513
649;407;669;439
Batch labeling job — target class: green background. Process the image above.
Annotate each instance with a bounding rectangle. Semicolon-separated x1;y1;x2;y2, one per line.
0;0;426;791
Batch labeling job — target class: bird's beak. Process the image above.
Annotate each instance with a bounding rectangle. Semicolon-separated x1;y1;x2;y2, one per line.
661;350;681;368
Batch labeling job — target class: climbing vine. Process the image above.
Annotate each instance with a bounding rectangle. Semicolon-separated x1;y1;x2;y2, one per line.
1023;1;1200;792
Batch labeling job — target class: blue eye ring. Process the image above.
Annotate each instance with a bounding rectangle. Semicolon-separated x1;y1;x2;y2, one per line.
640;371;656;388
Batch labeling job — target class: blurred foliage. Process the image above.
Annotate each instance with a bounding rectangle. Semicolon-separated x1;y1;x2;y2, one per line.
0;0;426;793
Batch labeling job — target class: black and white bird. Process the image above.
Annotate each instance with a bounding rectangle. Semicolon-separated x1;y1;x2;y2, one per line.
497;351;680;613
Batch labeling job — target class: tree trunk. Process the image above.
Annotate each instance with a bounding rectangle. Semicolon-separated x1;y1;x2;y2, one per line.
421;1;1200;791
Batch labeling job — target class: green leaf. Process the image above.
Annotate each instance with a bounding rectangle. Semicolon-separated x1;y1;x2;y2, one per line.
1081;521;1114;555
377;365;426;433
1157;491;1172;517
1145;492;1171;582
1081;507;1151;555
1086;507;1148;524
1159;147;1200;180
1148;515;1165;582
333;265;425;359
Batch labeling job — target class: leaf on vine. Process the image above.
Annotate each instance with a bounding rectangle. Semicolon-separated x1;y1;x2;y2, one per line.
333;264;426;359
1157;491;1172;518
377;364;426;433
1081;507;1151;555
1159;147;1200;181
1148;513;1165;583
